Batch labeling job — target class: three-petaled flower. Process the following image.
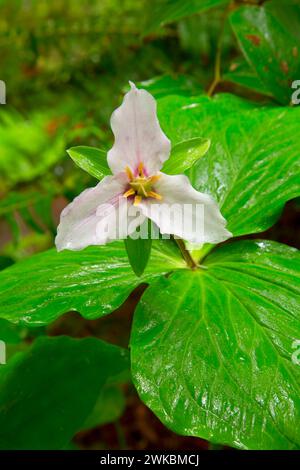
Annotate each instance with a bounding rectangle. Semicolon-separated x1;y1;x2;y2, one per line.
55;82;231;251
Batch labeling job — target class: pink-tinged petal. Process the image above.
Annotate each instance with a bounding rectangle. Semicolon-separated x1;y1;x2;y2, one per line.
55;174;145;251
107;82;171;176
139;173;232;244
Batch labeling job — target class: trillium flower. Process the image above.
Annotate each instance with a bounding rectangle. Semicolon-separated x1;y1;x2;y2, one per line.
56;83;231;251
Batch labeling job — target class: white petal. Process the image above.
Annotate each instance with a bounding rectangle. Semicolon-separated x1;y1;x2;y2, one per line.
55;174;145;251
107;82;171;176
139;173;232;244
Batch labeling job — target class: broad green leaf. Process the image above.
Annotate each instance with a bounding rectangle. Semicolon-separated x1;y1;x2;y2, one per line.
230;2;300;105
67;146;111;180
124;221;152;277
81;384;126;431
0;240;184;326
131;240;300;450
157;93;300;236
144;0;229;36
0;336;129;450
162;137;210;175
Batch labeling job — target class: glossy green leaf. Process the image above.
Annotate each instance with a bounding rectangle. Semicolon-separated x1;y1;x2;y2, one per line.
131;240;300;450
0;240;184;326
124;221;152;277
162;137;210;175
144;0;229;35
67;146;111;180
0;336;129;449
157;93;300;236
230;2;300;105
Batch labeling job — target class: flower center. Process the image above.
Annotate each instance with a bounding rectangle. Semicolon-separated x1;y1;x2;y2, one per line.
123;162;162;206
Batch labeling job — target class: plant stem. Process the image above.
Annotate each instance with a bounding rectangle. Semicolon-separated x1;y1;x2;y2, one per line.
207;3;231;97
174;238;198;269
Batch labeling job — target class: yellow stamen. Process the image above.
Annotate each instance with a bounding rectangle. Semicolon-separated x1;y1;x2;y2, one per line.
150;174;161;184
148;191;162;200
133;195;142;206
123;188;135;198
137;162;144;177
125;166;134;181
123;164;162;203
